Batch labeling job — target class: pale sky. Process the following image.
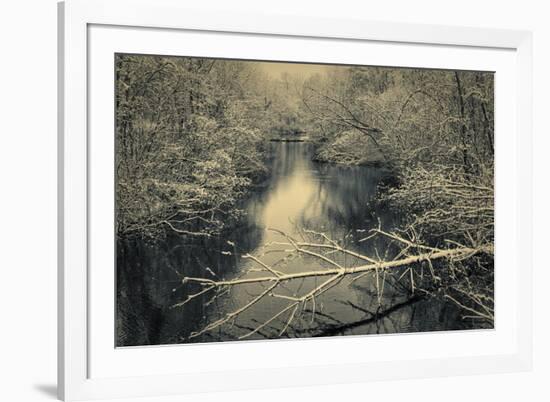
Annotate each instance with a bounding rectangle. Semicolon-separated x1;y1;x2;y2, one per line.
257;61;333;79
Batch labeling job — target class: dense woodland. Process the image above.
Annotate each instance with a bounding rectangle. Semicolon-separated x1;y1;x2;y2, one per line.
116;54;494;338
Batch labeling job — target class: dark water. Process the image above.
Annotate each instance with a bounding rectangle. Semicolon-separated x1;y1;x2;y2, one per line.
117;142;473;346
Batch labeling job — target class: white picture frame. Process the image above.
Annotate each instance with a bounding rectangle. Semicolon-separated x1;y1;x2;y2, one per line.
58;0;533;400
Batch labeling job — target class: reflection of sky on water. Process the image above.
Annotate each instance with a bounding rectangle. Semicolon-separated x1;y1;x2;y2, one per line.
258;148;316;233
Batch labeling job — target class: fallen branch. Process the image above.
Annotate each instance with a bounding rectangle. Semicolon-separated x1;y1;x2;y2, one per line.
174;228;493;340
181;245;491;289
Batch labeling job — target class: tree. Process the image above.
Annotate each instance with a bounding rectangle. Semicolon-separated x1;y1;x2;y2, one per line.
115;55;271;239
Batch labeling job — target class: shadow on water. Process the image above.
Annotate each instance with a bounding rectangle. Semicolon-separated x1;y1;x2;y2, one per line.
117;142;476;346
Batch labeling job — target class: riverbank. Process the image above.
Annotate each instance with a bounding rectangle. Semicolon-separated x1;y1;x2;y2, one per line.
308;131;387;168
311;154;386;168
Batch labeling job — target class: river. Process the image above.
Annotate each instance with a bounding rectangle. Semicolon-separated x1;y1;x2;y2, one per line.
117;142;474;346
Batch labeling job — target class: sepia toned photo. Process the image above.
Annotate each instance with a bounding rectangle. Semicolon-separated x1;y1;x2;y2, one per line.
115;54;494;347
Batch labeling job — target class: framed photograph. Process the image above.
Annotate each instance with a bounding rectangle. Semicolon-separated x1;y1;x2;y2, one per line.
58;0;533;400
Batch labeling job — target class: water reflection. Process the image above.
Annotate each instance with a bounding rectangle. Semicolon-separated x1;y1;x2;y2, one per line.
117;142;474;346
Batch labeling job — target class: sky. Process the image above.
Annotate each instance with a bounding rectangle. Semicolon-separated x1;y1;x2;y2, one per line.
257;61;333;79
